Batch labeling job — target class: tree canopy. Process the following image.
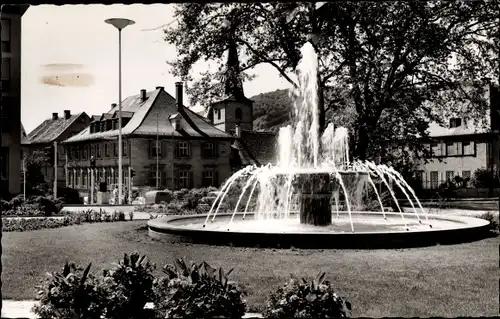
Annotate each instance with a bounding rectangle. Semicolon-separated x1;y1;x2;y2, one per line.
164;1;499;162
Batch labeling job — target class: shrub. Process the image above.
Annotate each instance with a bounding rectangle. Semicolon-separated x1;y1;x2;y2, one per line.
102;252;157;319
154;258;247;319
479;212;499;234
166;202;184;215
472;168;500;188
264;272;351;318
33;262;108;319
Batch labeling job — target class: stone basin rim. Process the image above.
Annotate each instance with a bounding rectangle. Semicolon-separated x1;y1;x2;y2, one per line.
148;212;490;235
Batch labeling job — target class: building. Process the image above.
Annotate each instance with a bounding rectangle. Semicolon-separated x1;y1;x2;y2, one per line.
62;83;234;196
205;36;278;169
22;110;92;188
417;83;500;189
1;5;29;197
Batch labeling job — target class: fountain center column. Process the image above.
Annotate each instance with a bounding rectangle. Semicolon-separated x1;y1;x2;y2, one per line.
295;173;332;226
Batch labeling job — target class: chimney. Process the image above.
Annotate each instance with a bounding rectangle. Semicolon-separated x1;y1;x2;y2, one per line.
156;86;164;90
235;123;241;138
64;110;71;120
140;89;147;102
111;103;117;109
175;82;183;110
52;112;58;120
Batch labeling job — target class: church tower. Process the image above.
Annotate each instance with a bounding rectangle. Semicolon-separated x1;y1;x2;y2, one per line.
210;29;253;135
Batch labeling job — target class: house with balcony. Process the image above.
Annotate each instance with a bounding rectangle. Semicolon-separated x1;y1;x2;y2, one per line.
21;110;92;188
417;83;499;190
61;83;234;196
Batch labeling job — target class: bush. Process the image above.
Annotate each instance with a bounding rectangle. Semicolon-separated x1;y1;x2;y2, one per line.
102;252;157;319
33;262;108;319
264;272;351;318
479;212;499;234
472;168;500;188
154;258;247;319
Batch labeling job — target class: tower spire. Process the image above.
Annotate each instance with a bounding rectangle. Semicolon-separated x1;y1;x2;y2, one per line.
220;24;246;101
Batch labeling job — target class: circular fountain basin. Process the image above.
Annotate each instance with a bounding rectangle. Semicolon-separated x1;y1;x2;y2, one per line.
148;212;491;249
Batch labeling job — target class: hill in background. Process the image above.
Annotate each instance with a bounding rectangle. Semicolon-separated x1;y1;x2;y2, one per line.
251;89;293;132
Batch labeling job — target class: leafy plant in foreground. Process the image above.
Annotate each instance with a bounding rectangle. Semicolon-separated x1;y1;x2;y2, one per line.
102;252;157;319
264;272;351;318
154;258;247;319
33;262;107;319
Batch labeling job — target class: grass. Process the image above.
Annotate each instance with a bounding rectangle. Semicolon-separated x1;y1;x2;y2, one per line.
2;221;499;317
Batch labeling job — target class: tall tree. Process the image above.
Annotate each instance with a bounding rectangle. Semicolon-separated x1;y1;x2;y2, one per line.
164;1;499;161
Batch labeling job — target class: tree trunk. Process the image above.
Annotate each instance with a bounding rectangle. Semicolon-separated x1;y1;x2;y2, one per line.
317;76;326;136
355;124;370;161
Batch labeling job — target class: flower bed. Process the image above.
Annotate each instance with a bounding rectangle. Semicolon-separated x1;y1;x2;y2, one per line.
2;209;128;232
33;252;351;319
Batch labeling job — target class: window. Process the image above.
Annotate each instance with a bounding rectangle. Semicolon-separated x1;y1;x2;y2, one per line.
449;118;462;128
217;109;221;120
0;147;8;180
431;142;442;157
202;142;216;158
463;141;475;155
107;168;112;186
175;141;190;158
113;142;118;158
95;122;101;132
235;108;242;121
77;171;82;188
446;171;454;181
203;170;218;187
106;120;112;131
123;141;128;156
97;144;102;158
446;142;457;156
462;171;471;180
75;146;80;160
104;143;109;157
83;171;87;189
1;19;11;52
1;58;10;90
82;145;88;160
456;141;463;156
150;140;162;157
178;170;191;189
430;171;439;189
91;144;96;158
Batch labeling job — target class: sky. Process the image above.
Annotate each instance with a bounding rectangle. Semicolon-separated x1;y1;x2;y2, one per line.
21;4;293;133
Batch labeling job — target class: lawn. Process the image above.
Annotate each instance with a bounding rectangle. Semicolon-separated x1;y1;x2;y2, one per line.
2;220;499;317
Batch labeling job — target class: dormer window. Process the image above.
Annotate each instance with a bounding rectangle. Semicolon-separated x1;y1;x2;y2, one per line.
449;118;462;128
90;123;95;134
95;122;101;132
106;120;112;131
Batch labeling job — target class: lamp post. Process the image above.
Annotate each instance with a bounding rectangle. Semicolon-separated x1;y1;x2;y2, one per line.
168;116;177;190
105;18;135;204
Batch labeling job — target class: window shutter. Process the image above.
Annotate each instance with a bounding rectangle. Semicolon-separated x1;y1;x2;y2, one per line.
189;171;194;189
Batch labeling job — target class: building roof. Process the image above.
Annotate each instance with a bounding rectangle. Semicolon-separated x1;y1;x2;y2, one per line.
233;130;278;166
25;112;88;145
426;119;490;138
21;123;30;145
63;87;233;143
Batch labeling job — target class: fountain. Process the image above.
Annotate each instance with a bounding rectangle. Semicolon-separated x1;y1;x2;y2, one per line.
148;42;490;249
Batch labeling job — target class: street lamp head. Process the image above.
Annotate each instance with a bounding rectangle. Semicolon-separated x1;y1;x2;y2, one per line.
105;18;135;30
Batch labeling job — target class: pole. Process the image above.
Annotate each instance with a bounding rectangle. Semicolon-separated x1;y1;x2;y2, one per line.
23;156;26;200
65;147;68;188
128;144;132;203
118;28;123;205
156;113;159;189
91;169;95;204
54;141;58;198
171;131;175;190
